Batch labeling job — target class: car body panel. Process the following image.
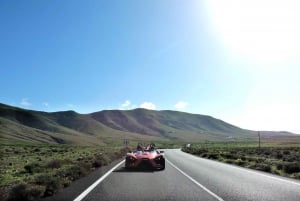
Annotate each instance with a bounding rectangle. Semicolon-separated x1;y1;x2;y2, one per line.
125;150;165;170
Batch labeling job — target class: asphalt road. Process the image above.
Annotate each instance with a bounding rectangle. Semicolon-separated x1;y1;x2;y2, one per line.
52;149;300;201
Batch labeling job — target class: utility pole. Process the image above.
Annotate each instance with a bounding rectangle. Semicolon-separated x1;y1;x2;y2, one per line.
124;139;129;147
258;131;261;150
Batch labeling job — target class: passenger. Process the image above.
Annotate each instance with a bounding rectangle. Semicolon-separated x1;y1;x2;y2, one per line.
149;143;155;151
136;143;143;151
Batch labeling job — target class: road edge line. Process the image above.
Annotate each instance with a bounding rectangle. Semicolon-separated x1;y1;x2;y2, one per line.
179;149;300;187
229;162;300;187
73;160;125;201
166;158;224;201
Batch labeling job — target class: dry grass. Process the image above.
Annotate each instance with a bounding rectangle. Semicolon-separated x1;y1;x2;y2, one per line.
182;142;300;180
0;143;131;201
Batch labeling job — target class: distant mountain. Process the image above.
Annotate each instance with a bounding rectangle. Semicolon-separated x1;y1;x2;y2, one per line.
0;103;296;145
0;103;158;145
90;109;256;140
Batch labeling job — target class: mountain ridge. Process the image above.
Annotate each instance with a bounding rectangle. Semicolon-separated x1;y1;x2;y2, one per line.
0;103;296;145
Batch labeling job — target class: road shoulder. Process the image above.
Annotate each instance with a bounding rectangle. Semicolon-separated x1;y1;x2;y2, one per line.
43;159;124;201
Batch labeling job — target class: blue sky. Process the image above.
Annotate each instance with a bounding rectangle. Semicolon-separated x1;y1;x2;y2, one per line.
1;0;300;133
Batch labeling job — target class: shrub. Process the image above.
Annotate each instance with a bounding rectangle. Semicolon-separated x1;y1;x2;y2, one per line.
24;163;42;174
92;160;103;168
208;153;219;160
254;163;271;173
7;183;45;201
92;154;110;168
234;159;246;166
51;148;58;153
225;159;235;164
196;148;208;155
292;173;300;179
283;163;300;174
275;153;283;159
201;153;208;158
61;178;72;188
58;164;88;181
120;147;131;154
220;153;238;160
263;151;271;156
276;163;283;170
34;173;62;197
46;159;63;169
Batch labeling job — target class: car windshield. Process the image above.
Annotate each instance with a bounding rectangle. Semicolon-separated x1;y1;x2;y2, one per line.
133;150;143;155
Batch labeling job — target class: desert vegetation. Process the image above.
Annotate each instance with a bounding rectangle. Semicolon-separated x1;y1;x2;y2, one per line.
182;142;300;180
0;142;130;201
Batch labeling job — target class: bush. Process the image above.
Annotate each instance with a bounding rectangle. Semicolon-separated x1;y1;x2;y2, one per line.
224;159;235;164
92;160;103;168
58;164;88;181
254;163;271;172
201;153;208;158
234;159;246;166
24;163;42;174
61;177;72;188
276;163;283;170
263;151;271;156
7;183;45;201
34;173;62;197
92;154;110;168
241;156;246;161
46;159;63;169
221;153;238;160
275;153;283;159
283;150;290;155
208;153;219;160
196;148;208;155
120;147;131;154
284;163;300;174
292;173;300;179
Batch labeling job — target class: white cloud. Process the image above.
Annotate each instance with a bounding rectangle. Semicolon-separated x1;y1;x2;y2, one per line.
20;98;31;107
174;101;188;110
43;102;49;107
119;100;134;110
140;102;156;110
122;100;131;107
121;100;131;107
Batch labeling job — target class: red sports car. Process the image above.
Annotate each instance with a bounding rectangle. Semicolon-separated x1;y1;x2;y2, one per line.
125;148;165;170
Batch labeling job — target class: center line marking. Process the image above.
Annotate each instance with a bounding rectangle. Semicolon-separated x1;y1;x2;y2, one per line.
166;158;224;201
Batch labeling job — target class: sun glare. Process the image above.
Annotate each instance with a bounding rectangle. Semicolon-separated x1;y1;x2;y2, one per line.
205;0;300;65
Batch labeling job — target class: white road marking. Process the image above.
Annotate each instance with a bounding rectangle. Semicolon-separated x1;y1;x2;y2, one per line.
73;160;125;201
224;160;300;187
180;149;300;187
166;158;224;201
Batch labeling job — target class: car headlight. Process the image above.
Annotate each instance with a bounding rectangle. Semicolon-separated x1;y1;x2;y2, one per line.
154;156;164;161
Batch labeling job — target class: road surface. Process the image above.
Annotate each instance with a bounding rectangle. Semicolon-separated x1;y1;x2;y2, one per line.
52;149;300;201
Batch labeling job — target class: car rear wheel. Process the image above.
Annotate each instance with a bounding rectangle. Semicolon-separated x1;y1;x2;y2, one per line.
125;160;131;169
160;160;165;170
